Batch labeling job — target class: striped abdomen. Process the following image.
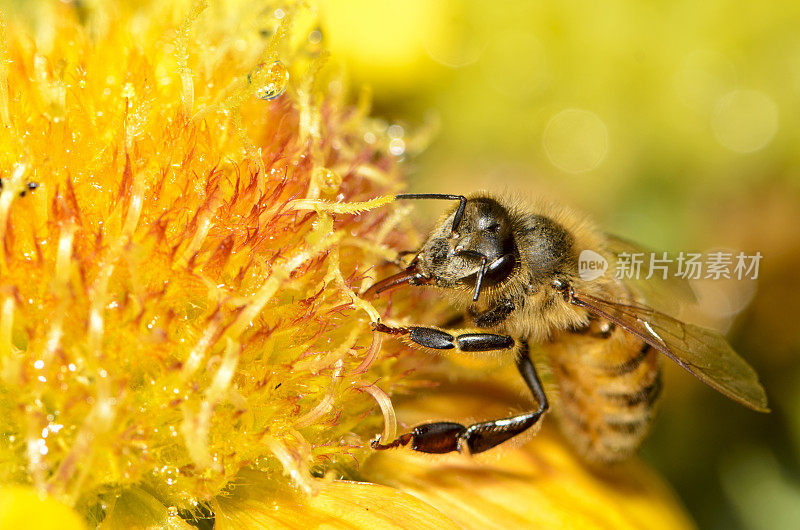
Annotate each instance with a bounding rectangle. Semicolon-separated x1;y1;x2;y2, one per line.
543;317;662;463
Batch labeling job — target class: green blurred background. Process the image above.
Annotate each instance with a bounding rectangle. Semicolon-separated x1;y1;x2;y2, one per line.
321;1;800;528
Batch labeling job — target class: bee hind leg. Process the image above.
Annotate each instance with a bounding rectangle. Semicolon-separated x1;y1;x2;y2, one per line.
371;340;549;455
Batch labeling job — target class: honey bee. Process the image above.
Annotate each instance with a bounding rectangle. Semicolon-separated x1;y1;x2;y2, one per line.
365;193;768;463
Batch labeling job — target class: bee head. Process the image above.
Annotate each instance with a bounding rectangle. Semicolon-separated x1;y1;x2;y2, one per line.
365;194;518;301
416;196;518;295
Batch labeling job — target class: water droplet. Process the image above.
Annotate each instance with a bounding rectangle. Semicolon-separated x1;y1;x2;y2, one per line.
314;168;341;195
248;61;289;101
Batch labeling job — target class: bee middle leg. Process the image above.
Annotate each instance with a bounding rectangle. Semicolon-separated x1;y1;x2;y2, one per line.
371;331;548;455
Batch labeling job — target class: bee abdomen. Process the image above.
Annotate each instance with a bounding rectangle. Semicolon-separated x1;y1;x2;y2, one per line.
546;330;662;463
607;343;652;375
600;372;662;407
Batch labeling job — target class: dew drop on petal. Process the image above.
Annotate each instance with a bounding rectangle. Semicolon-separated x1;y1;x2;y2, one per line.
248;61;289;101
314;167;342;195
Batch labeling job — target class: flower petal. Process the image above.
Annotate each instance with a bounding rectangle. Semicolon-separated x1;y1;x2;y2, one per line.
213;469;459;529
0;486;85;530
360;385;695;530
99;487;195;530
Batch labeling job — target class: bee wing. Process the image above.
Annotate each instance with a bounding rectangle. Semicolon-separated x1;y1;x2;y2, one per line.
603;234;697;313
568;289;769;412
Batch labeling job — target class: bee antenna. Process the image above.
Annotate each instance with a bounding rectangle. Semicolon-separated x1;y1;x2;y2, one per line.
395;193;467;234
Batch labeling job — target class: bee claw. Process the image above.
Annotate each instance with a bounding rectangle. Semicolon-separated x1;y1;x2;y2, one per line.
371;322;410;336
370;432;412;450
369;434;382;448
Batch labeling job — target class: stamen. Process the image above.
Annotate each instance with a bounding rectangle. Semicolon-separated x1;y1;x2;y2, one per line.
357;382;397;444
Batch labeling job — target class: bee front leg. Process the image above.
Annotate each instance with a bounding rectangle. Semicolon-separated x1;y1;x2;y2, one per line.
371;322;515;353
469;298;515;328
440;298;516;328
370;330;548;455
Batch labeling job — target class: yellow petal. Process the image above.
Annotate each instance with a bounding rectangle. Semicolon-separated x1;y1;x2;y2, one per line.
213;469;458;529
363;432;694;530
0;486;85;530
360;385;695;530
99;487;195;530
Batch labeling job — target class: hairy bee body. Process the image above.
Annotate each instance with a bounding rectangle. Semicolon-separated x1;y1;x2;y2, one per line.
546;322;661;462
455;199;663;462
368;192;767;460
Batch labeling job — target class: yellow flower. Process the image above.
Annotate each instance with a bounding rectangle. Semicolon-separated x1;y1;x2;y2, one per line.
0;1;694;528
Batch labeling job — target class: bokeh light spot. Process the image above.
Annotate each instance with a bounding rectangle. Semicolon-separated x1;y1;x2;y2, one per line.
423;9;487;67
712;89;778;153
674;50;737;112
543;109;609;173
481;32;548;99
